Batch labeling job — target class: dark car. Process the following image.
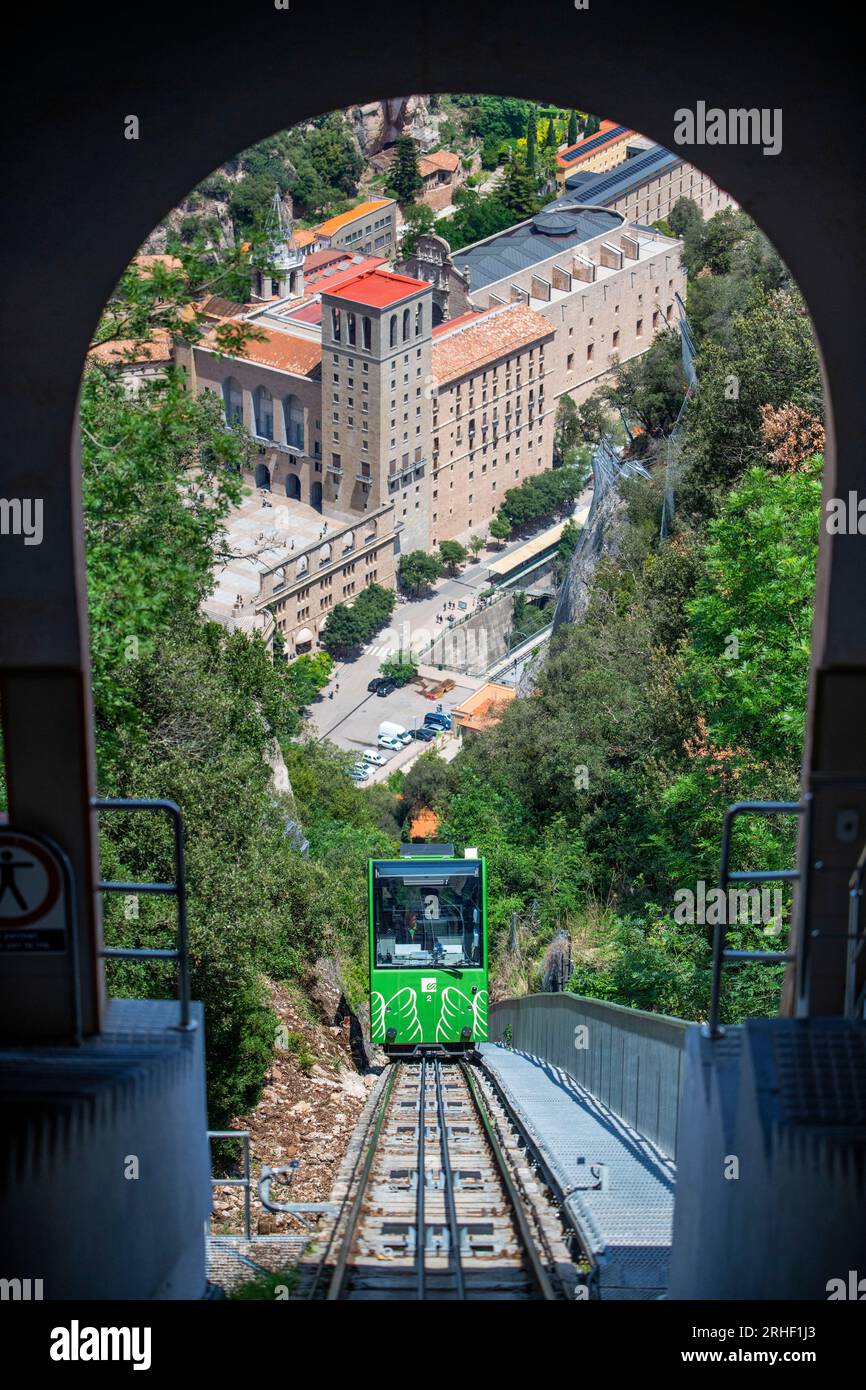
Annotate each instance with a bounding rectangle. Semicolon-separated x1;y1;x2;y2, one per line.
367;677;387;693
376;681;396;697
413;725;436;741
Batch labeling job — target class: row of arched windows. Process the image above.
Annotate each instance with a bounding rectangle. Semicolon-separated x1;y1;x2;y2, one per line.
389;303;424;348
331;308;373;349
222;378;305;450
329;302;425;350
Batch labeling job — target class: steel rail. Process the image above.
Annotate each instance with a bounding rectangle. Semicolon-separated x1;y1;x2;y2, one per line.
325;1061;400;1301
460;1060;556;1301
415;1057;427;1300
434;1060;466;1301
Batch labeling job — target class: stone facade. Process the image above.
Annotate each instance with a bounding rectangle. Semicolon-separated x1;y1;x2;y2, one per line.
183;205;686;656
319;270;434;554
316;200;398;260
606;159;736;225
258;505;396;655
430;305;556;544
399;232;472;326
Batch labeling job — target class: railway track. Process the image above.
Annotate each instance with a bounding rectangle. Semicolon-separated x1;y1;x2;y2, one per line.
321;1056;575;1300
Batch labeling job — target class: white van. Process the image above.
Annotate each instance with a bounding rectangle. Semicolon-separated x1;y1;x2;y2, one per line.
378;720;413;746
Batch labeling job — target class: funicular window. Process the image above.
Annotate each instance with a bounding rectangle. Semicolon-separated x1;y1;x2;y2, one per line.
372;862;482;968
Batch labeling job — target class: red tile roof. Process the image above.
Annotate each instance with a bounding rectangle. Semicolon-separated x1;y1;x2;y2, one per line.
302;247;348;273
89;329;173;365
201;326;322;377
432;310;482;335
303;255;385;293
324;267;429;309
432;303;553;383
419;149;460;177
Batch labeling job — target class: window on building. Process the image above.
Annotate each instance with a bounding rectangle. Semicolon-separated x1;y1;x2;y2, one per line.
253;385;274;440
283;395;304;450
222;376;244;426
390;315;397;348
331;307;341;340
362;317;371;350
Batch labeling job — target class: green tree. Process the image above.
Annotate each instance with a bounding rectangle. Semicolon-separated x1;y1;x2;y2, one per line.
499;156;539;220
525;108;537;173
489;515;512;547
554;395;580;465
398;550;444;595
403;752;451;817
567;110;578;146
285;651;333;707
380;654;419;684
601;328;686;447
387;135;423;205
469;534;486;559
319;603;364;655
81;367;250;751
399;202;436;258
438;187;516;252
438;540;468;575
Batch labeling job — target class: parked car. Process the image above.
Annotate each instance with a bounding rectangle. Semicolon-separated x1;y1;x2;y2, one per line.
367;677;388;693
424;712;452;731
363;750;387;766
412;725;436;742
379;721;413;746
376;681;396;697
348;764;369;781
378;734;403;751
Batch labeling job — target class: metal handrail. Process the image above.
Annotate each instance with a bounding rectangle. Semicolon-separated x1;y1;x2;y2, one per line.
706;799;810;1039
209;1130;251;1238
91;797;192;1030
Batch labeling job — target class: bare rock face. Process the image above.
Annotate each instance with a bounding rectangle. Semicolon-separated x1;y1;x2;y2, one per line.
347;95;436;156
540;930;573;993
264;737;292;796
307;958;386;1071
309;956;345;1025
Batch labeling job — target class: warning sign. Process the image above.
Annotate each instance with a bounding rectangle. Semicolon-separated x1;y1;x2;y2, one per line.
0;829;67;953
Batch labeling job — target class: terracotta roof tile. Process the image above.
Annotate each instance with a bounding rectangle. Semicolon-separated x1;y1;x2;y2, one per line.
89;329;173;365
432;303;553;384
419;150;460;176
202;327;322;377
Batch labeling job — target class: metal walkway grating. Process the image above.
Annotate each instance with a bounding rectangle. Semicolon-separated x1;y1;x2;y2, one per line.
480;1044;675;1299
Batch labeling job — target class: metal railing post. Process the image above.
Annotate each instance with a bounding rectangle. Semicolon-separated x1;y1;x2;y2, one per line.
706;800;807;1039
91;797;193;1030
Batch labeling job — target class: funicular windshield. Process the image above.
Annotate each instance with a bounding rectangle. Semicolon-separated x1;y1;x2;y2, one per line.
373;861;483;969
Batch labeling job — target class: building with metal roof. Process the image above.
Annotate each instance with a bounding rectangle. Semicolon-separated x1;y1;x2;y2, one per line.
451;206;623;292
561;143;737;224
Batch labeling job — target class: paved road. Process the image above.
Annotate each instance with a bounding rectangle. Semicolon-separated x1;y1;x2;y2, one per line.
307;497;592;770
